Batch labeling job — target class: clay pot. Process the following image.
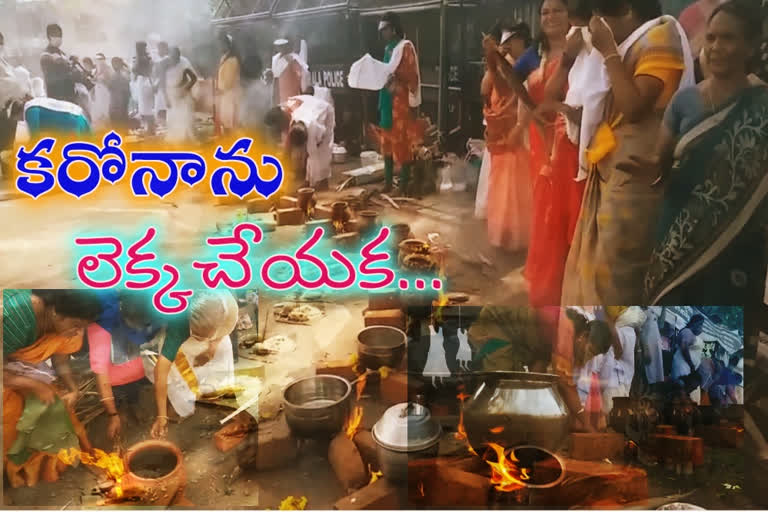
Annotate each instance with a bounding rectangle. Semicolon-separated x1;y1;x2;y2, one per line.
112;440;186;507
358;210;380;236
297;187;315;214
391;223;412;247
331;201;351;224
398;239;430;266
608;397;633;434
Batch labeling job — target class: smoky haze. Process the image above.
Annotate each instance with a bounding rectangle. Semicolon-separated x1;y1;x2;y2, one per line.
0;0;221;77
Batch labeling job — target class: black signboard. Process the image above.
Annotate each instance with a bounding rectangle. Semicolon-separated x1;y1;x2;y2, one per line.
310;64;348;89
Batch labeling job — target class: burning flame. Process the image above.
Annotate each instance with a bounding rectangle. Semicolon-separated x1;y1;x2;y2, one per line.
333;220;345;234
455;392;478;456
368;465;383;484
378;366;391;379
279;496;308;510
418;481;425;497
58;448;125;498
345;406;364;439
485;443;528;492
356;373;367;401
490;426;505;434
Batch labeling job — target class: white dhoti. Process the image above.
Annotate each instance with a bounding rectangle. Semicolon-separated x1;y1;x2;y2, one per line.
288;94;335;186
166;93;196;143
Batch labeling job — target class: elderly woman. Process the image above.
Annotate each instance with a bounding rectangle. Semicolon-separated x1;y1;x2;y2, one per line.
146;290;238;439
3;289;101;487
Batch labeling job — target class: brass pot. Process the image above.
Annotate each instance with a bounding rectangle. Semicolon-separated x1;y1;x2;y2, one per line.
358;210;380;236
331;201;351;224
463;372;570;452
297;187;315;214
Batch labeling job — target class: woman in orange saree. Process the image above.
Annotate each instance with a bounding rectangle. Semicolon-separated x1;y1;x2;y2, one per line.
482;21;533;252
524;0;572;307
3;289;100;488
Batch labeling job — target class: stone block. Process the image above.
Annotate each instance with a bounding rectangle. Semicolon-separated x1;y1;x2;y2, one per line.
364;309;406;331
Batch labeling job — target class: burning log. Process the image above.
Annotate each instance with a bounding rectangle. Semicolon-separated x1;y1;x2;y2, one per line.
409;464;491;508
353;430;379;470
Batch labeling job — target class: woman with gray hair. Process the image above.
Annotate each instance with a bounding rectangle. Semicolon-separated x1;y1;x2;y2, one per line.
145;290;239;439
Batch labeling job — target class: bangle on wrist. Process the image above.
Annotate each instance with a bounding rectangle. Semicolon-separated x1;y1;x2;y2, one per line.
108;412;119;417
157;415;168;420
100;396;115;402
603;52;621;63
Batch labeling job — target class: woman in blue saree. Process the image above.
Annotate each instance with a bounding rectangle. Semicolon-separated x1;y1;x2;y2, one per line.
622;1;767;340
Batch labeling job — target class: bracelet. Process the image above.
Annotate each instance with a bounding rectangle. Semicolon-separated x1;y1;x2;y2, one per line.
100;397;115;402
157;415;168;420
108;412;119;417
603;53;621;63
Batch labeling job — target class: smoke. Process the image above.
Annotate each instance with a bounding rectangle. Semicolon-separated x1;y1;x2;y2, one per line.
0;0;220;76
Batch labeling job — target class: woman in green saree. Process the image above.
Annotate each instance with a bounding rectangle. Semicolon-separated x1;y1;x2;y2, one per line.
622;1;767;338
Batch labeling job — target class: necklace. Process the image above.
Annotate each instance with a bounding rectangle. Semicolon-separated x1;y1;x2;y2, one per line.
704;85;717;113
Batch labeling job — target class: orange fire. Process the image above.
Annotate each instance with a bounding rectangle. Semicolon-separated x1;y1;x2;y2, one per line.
368;464;383;484
485;443;528;492
356;372;367;401
333;220;345;234
489;426;505;434
418;481;425;497
345;406;364;440
455;392;478;456
58;448;125;497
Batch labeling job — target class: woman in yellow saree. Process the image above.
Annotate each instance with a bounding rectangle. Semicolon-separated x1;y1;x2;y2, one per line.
561;0;695;305
3;289;101;487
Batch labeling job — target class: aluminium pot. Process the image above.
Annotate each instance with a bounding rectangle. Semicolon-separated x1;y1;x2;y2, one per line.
372;402;441;482
283;375;351;438
463;371;570;452
357;325;407;370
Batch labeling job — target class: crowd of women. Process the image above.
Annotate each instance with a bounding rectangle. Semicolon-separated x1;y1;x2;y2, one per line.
478;0;767;324
2;289;242;488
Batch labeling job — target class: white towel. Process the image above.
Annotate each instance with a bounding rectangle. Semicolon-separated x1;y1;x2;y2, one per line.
348;39;421;107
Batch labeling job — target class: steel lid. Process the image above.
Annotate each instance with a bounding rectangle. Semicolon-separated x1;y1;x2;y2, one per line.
372;402;442;452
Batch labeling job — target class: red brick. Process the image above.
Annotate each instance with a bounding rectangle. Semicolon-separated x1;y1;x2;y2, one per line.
696;424;744;449
279;195;299;209
570;432;625;461
314;204;334;219
364;309;406;331
246;198;273;213
329;433;368;492
652;434;704;466
410;465;489;508
379;372;423;406
656;424;676;435
317;359;359;382
368;290;402;311
531;458;648;508
353;430;379;471
275;207;305;226
235;414;299;471
333;477;402;510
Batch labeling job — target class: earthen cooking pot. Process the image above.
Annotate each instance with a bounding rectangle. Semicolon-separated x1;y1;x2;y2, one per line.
463;372;570;452
107;440;186;506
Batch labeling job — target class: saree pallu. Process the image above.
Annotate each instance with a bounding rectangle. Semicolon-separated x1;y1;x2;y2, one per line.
528;116;584;307
468;306;550;372
485;85;531;251
645;86;768;328
3;332;91;488
562;21;686;305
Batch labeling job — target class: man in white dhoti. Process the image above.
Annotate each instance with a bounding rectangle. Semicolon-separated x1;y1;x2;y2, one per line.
165;47;198;143
265;93;335;189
